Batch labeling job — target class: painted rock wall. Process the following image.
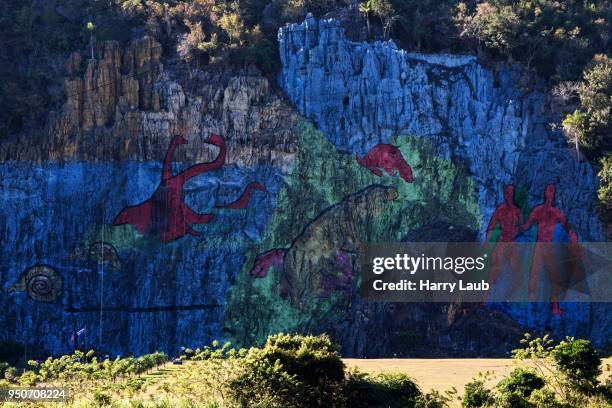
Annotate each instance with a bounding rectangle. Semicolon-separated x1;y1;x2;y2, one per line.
0;37;296;356
273;16;609;353
0;161;282;353
0;17;609;357
278;16;603;242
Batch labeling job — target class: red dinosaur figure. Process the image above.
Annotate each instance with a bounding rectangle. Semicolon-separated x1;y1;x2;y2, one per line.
356;144;413;182
250;248;285;277
114;135;266;242
520;184;575;316
216;182;267;209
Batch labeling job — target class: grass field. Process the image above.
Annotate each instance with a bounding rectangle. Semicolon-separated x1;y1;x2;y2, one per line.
147;358;611;394
344;357;612;392
344;358;524;393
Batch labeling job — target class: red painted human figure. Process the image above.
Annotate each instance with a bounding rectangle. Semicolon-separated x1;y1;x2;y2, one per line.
483;185;523;300
520;184;575;316
485;185;523;243
356;144;414;182
114;135;266;242
564;229;588;299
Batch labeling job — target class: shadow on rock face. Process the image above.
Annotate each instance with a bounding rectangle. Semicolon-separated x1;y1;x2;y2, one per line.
402;220;478;242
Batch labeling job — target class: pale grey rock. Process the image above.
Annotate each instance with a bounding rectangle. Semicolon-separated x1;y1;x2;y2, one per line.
278;17;604;241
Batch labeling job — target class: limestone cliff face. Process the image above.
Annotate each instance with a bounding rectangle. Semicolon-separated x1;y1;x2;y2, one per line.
0;19;609;358
0;36;298;356
278;15;604;241
0;37;298;169
274;16;609;351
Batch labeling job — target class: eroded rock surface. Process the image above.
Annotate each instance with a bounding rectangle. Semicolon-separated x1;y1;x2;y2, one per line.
0;18;608;357
278;16;604;241
276;16;609;351
0;37;298;170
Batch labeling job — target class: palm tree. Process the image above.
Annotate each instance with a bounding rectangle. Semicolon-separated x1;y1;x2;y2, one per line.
359;1;372;37
86;21;95;59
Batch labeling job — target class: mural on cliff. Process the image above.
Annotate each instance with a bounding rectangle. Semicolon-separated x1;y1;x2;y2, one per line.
0;17;609;357
270;16;609;354
113;134;268;242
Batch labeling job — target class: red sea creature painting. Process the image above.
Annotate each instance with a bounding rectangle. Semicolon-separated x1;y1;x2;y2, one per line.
114;135;266;242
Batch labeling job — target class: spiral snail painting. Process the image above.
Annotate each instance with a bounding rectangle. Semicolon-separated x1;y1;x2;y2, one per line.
7;265;63;303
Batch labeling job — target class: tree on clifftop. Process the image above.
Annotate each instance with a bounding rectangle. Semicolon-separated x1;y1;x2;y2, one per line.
371;0;396;39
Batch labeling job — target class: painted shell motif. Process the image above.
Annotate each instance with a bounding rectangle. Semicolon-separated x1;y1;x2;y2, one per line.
7;265;63;302
70;242;122;270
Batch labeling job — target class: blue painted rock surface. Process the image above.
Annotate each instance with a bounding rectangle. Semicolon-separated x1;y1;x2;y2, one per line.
0;17;609;357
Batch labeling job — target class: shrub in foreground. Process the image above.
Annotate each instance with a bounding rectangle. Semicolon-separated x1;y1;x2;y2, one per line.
528;388;565;408
346;370;421;408
462;379;494;407
497;368;545;398
227;333;346;407
551;338;601;393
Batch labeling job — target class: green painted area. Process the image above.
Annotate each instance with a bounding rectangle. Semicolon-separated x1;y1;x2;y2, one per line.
480;186;536;295
224;122;482;347
485;185;531;244
85;224;145;250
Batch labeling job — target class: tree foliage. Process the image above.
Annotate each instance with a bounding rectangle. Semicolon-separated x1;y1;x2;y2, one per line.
496;368;545;398
346;369;422;408
551;338;601;393
228;333;347;407
462;378;494;407
511;334;608;405
577;55;612;156
453;1;611;81
455;2;520;59
0;333;609;407
598;154;612;225
1;0;609;147
5;350;166;386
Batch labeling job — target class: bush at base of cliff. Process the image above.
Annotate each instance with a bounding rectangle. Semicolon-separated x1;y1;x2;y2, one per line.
227;357;307;408
227;333;347;408
92;389;112;407
459;373;606;408
599;376;612;402
346;370;421;408
414;390;456;408
226;333;426;407
551;338;601;394
496;392;533;408
462;380;494;407
527;388;566;408
509;334;609;407
497;368;545;399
